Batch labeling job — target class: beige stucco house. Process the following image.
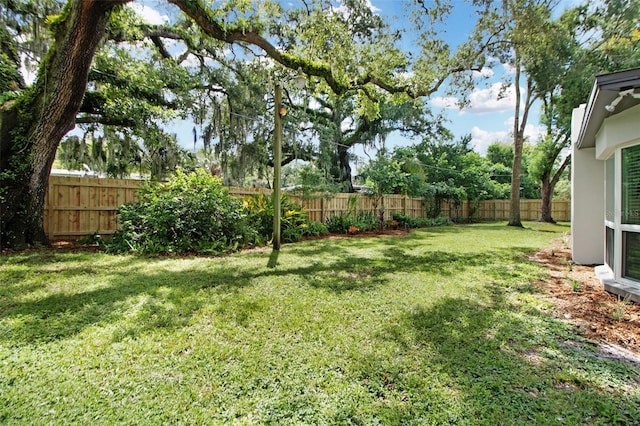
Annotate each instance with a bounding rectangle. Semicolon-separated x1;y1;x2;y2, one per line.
572;67;640;302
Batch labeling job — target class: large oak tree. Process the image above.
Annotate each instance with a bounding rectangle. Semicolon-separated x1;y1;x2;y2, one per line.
1;0;128;248
0;0;488;248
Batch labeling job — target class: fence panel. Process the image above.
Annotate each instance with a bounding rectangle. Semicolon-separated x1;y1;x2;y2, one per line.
43;176;571;240
44;176;141;239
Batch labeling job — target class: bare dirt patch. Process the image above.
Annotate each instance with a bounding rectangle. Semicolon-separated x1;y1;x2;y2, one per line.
530;237;640;357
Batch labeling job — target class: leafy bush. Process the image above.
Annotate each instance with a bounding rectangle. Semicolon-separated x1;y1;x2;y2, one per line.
324;214;350;234
325;212;378;234
301;220;329;237
392;213;452;228
243;193;322;243
107;170;255;254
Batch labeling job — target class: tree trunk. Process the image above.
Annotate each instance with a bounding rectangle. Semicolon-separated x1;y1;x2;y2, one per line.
538;174;554;223
508;131;523;227
0;0;126;249
538;153;570;223
337;144;354;193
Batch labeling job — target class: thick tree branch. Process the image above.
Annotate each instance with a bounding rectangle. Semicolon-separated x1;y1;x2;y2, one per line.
88;68;178;109
167;0;482;99
75;114;136;127
169;0;355;95
150;35;172;60
1;0;129;247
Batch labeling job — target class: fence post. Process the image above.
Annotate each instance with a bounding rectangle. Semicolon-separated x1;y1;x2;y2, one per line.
45;176;54;239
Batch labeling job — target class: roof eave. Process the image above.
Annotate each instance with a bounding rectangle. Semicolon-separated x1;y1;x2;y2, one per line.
575;68;640;150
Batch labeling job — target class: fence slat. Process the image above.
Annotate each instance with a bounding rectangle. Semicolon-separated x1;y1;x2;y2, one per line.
43;175;571;240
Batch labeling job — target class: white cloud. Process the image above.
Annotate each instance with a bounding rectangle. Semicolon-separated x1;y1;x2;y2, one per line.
470;126;509;155
502;62;516;75
129;3;169;25
430;96;460;109
502;117;546;143
524;123;546;143
470;121;546;156
364;0;381;13
341;116;355;133
181;53;218;68
430;83;521;114
332;0;380;19
473;67;494;78
465;83;516;114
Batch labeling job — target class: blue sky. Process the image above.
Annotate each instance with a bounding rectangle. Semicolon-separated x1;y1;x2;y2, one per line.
128;0;582;159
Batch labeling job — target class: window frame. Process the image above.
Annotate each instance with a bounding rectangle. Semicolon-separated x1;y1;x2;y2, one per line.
611;144;640;285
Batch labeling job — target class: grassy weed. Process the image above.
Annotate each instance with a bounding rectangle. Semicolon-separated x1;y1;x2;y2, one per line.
0;222;638;425
611;294;631;322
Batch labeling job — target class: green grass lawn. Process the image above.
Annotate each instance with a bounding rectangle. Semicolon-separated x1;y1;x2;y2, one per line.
1;222;638;425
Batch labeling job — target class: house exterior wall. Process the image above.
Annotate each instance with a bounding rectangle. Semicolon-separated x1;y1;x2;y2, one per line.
595;104;640;160
571;69;640;300
572;105;605;265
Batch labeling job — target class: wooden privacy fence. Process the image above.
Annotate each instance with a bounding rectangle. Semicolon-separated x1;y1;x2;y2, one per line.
44;175;571;240
44;176;140;240
297;195;570;223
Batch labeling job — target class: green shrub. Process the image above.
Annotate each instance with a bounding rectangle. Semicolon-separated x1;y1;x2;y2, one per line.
324;214;350;234
301;220;329;237
325;212;378;234
392;213;452;229
107;170;255;254
429;216;453;227
243;193;320;243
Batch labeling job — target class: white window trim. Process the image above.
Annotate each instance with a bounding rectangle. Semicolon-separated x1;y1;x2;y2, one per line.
620;225;640;283
615;149;622;280
604;155;616;274
615;145;640;283
604;221;615;274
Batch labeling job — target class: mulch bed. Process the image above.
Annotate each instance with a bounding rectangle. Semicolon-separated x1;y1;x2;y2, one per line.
530;239;640;356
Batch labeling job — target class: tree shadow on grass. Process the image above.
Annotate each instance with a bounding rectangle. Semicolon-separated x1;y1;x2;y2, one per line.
0;252;124;298
350;291;640;425
288;227;450;257
0;230;561;350
257;247;501;294
0;255;260;345
0;241;519;345
259;226;548;295
5;231;635;423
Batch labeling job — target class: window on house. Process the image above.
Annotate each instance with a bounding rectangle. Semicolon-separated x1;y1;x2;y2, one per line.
606;226;615;269
622;145;640;225
623;231;640;280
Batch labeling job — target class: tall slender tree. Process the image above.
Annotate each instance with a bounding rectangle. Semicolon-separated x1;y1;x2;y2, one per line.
529;0;640;222
524;8;576;222
469;0;556;226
